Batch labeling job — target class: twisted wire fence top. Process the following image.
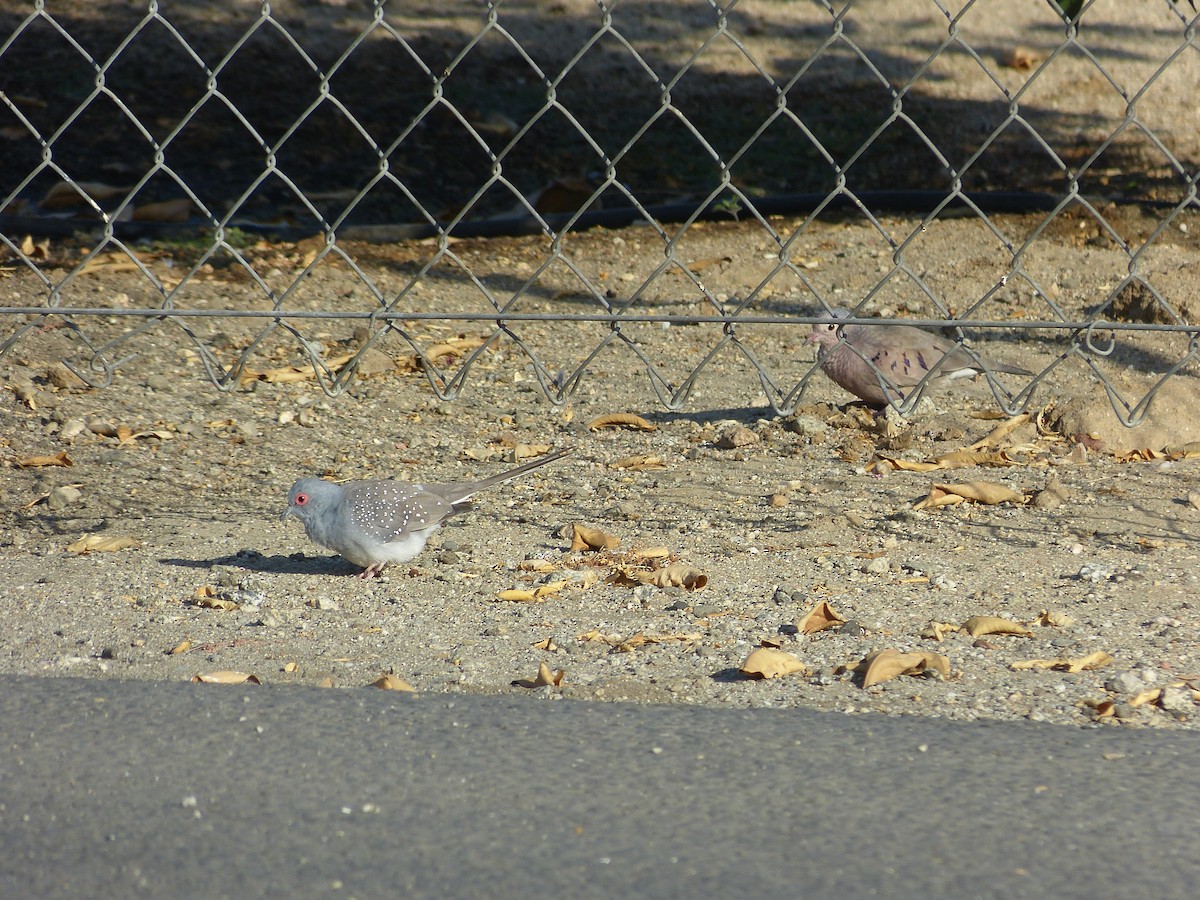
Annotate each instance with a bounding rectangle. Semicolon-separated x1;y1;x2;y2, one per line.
0;0;1197;423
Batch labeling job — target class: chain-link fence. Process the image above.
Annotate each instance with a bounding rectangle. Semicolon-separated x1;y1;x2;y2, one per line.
1;0;1197;422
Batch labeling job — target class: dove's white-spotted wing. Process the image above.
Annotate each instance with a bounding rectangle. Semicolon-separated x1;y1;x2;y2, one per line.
345;482;456;542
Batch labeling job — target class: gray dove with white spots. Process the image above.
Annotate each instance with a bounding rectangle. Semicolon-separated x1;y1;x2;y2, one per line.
808;310;1033;408
282;448;568;577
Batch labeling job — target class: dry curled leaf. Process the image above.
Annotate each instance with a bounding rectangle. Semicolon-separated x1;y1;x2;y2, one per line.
608;454;666;470
587;412;657;432
570;523;620;551
191;671;261;685
193;592;239;611
855;649;951;688
969;413;1032;449
1114;445;1200;463
256;353;358;385
1082;698;1117;718
638;562;707;591
576;629;620;644
919;621;960;642
496;579;567;603
422;335;487;362
532;637;558;651
132;197;197;222
16;451;73;468
40;179;128;210
914;481;1024;510
496;589;541;603
631;546;671;561
1011;651;1114;673
614;632;703;653
1000;46;1043;71
18;233;50;259
685;255;732;274
1034;609;1076;628
796;601;845;634
513;661;564;689
740;647;808;680
869;449;1020;475
168;639;192;655
67;533;141;554
1128;688;1162;708
370;673;416;692
960;616;1034;638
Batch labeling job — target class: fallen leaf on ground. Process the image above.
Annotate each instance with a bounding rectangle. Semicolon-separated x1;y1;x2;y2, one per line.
496;589;541;603
914;481;1024;510
919;621;960;642
77;252;140;275
570;523;620;551
576;629;622;644
637;562;707;590
631;546;671;561
969;413;1032;449
169;639;192;655
67;533;141;553
740;647;808;679
1011;651;1114;673
421;335;487;362
684;255;732;274
1128;688;1162;708
40;179;128;210
961;616;1034;638
796;600;845;634
1082;698;1116;718
191;671;261;685
608;454;666;470
370;674;416;692
513;661;564;689
587;412;657;432
1114;445;1200;462
16;451;73;468
851;649;951;688
1034;610;1076;628
615;632;703;652
1000;46;1043;71
18;233;50;259
869;449;1021;475
496;579;567;603
532;637;558;651
132;198;197;222
191;586;239;611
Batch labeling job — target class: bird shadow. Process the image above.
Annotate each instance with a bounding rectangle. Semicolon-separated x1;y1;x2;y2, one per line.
159;549;360;576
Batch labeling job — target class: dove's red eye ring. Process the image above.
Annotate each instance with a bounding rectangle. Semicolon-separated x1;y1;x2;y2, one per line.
294;493;309;506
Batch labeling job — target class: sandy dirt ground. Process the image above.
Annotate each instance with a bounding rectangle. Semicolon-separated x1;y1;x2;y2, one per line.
1;1;1199;728
2;210;1199;730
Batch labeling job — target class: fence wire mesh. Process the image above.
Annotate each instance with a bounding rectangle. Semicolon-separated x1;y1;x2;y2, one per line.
0;0;1197;423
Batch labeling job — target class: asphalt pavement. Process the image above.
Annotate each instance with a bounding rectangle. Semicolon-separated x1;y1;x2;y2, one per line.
0;675;1195;899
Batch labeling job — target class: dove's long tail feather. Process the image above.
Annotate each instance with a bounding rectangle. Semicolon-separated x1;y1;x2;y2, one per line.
439;447;571;506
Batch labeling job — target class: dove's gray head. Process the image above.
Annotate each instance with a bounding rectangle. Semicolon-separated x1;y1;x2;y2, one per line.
282;478;345;525
807;308;853;352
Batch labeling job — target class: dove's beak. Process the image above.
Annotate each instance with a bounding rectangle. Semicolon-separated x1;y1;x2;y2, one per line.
280;508;293;523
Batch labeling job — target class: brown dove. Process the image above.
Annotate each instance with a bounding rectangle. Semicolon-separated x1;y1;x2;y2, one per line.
808;311;1032;408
